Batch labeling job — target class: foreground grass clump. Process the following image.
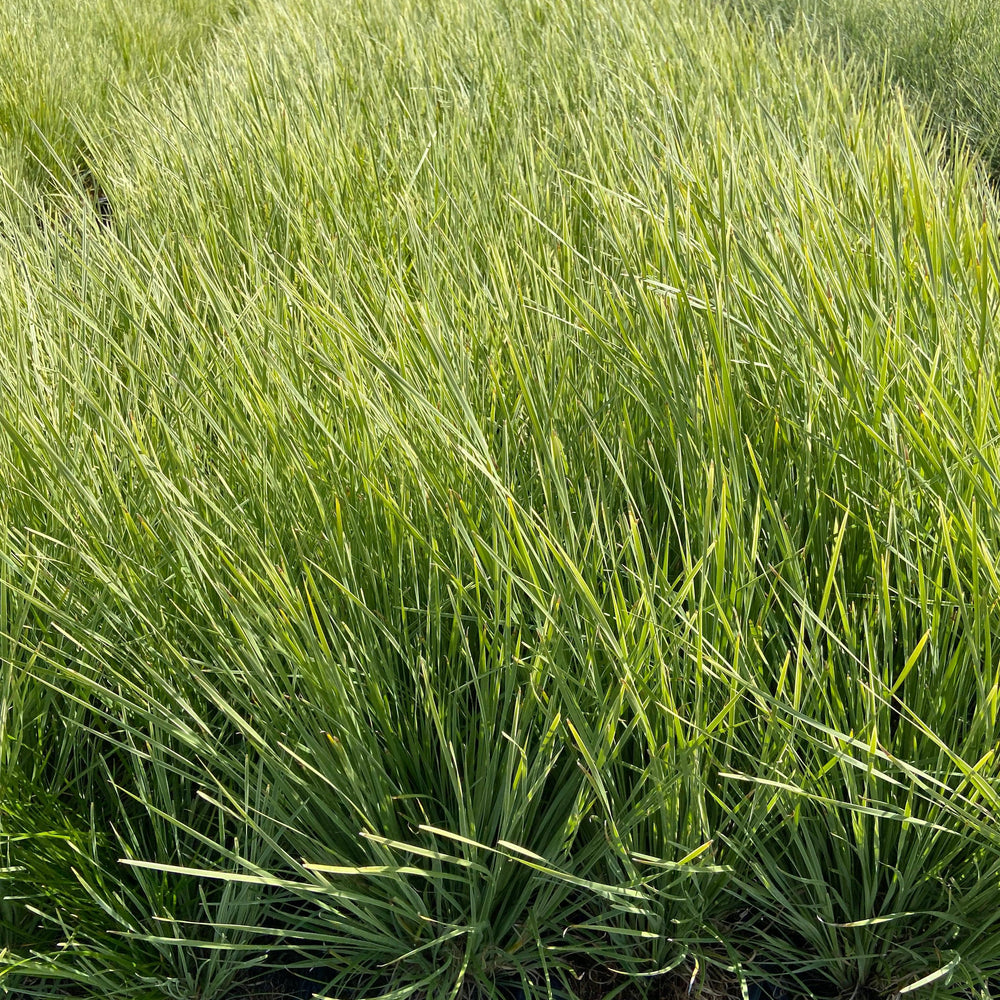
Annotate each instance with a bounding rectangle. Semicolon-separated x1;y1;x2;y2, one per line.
733;0;1000;182
3;0;1000;998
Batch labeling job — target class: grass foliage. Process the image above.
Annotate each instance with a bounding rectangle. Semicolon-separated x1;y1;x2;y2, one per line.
3;0;1000;998
0;0;245;190
733;0;1000;182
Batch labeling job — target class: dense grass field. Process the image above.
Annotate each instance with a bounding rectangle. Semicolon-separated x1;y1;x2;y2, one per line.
3;1;1000;999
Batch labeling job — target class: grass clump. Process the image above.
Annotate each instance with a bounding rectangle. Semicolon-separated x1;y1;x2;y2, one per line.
3;0;1000;999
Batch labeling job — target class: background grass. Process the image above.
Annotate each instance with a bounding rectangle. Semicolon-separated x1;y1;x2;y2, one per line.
3;1;1000;999
731;0;1000;183
0;0;245;197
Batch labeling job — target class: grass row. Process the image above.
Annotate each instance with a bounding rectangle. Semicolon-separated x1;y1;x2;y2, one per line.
3;0;1000;998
